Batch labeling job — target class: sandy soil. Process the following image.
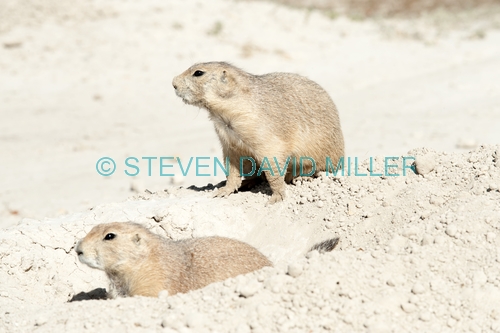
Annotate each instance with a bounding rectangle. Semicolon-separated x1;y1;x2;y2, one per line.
249;0;500;18
1;0;500;332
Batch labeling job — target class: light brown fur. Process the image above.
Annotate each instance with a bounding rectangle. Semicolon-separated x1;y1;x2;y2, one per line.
172;62;345;203
75;222;272;298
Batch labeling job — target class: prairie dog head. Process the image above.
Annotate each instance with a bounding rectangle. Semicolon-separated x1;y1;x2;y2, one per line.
75;222;150;272
172;62;245;109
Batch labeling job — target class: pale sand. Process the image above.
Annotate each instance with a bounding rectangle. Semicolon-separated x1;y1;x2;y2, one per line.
0;0;499;332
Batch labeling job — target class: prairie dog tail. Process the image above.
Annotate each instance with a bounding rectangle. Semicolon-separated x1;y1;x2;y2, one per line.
309;238;340;253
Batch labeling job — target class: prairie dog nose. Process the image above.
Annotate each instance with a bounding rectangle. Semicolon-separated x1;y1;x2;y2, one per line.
75;241;83;256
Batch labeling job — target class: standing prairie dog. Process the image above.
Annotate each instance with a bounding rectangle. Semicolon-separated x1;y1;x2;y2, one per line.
75;222;340;298
172;62;345;204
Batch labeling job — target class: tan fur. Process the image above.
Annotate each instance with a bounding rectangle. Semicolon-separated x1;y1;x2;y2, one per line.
172;62;345;203
75;222;272;298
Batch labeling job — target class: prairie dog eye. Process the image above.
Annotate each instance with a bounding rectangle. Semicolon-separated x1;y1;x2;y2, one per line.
193;70;205;77
104;233;116;241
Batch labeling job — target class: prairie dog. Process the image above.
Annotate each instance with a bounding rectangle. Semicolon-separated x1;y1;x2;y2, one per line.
75;223;340;298
172;62;345;204
75;222;272;298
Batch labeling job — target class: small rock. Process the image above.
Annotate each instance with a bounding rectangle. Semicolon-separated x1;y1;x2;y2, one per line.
415;154;436;175
287;263;303;278
238;281;260;298
153;215;163;222
35;315;48;326
161;319;169;328
445;225;458;237
411;283;426;294
401;302;416;313
420;210;432;219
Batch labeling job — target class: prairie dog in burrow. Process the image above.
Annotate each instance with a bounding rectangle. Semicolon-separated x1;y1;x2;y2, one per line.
172;62;345;204
75;222;339;298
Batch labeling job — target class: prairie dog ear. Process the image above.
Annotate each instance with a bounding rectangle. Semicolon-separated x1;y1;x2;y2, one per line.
220;70;229;83
218;70;235;98
133;233;141;245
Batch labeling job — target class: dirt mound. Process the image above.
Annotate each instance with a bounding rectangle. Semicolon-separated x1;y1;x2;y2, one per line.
1;146;499;332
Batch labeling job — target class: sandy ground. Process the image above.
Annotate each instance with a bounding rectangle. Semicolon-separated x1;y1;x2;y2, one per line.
1;0;500;332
